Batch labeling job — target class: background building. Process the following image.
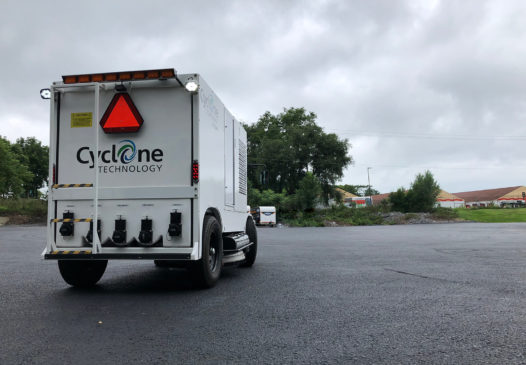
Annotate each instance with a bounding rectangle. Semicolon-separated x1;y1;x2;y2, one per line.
370;190;464;208
335;187;358;203
436;190;465;208
330;188;372;208
371;193;390;206
454;186;526;208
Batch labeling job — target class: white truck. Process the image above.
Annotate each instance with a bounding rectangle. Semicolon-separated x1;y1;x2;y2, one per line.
41;68;257;288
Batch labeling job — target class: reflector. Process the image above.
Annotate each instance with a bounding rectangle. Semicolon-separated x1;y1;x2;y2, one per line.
161;69;175;78
92;74;104;82
62;69;176;84
64;76;77;84
192;160;199;183
119;72;131;81
133;72;145;79
99;93;144;133
147;70;160;78
105;73;118;81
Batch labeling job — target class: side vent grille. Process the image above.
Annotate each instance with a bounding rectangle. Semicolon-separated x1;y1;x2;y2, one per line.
239;140;247;195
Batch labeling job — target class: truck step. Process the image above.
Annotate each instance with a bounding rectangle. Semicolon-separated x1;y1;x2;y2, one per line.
222;251;246;266
223;233;251;252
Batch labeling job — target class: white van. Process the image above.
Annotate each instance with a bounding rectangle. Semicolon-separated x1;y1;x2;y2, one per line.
253;206;276;226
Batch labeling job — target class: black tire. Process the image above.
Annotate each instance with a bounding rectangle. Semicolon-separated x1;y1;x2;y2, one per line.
190;215;223;288
58;260;107;287
241;216;257;267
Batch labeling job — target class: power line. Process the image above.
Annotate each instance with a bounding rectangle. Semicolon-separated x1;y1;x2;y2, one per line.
248;157;525;170
326;129;526;141
352;163;519;170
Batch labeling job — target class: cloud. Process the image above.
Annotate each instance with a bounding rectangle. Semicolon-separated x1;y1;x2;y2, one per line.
1;0;525;193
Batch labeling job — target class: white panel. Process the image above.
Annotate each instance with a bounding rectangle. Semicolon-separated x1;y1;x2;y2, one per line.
52;186;195;200
55;198;191;248
57;86;192;188
224;111;234;206
197;76;246;234
235;124;248;212
197;76;226;230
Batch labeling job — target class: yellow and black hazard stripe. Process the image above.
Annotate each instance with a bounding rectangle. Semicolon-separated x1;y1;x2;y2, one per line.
52;184;93;189
50;250;92;255
50;218;93;223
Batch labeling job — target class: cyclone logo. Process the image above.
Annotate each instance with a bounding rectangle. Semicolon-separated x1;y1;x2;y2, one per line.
117;139;137;164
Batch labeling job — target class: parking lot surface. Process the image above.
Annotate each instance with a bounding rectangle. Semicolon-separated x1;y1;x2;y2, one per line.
1;223;526;364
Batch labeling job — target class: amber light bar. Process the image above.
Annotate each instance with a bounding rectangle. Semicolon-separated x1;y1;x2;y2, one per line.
62;69;176;84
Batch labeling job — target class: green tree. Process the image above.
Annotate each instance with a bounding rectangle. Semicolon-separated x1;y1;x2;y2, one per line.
11;137;49;198
296;172;321;211
337;184;365;195
388;171;440;212
248;185;289;214
364;187;380;196
260;189;286;207
388;188;409;212
311;132;352;204
338;184;380;196
407;170;440;212
245;108;352;202
247;180;261;207
0;137;32;197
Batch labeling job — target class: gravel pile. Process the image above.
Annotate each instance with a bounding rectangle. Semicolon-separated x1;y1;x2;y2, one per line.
382;212;439;224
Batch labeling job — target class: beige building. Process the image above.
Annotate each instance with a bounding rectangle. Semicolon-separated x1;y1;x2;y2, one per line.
370;190;464;208
436;190;465;208
454;186;526;208
335;187;358;202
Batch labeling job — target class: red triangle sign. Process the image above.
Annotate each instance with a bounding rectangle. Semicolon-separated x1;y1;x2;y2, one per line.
100;93;144;133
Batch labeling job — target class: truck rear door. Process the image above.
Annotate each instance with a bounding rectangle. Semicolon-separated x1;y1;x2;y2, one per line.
49;77;195;253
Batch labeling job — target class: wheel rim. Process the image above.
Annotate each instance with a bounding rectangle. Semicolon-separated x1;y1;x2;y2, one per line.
208;232;219;271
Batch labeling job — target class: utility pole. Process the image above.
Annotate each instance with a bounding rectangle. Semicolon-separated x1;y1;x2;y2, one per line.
367;167;372;196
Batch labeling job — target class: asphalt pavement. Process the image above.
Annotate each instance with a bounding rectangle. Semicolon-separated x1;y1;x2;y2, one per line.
1;223;526;364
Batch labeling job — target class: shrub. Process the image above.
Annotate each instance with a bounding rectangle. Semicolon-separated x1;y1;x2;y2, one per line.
378;199;391;213
283;205;384;226
0;198;47;217
432;207;459;220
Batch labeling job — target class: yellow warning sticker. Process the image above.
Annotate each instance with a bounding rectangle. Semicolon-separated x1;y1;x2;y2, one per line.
71;112;93;128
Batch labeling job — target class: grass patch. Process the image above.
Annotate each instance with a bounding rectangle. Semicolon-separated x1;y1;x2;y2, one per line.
0;198;47;218
431;207;459;220
455;208;526;223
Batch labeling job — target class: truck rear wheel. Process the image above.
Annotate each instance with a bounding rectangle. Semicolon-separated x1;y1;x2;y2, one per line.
190;215;223;288
240;217;257;267
58;260;107;287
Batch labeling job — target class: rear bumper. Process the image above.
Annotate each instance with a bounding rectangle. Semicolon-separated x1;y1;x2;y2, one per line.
44;250;191;260
43;246;196;260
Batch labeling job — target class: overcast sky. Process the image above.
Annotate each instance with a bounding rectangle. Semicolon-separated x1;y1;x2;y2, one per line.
2;0;526;194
